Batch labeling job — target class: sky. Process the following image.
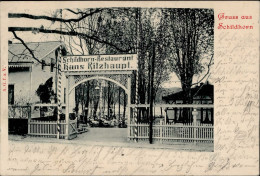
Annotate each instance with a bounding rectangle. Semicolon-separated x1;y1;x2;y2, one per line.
8;9;61;43
8;8;213;89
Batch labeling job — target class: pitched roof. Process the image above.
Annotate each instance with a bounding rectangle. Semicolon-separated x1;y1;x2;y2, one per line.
8;41;64;63
162;83;214;101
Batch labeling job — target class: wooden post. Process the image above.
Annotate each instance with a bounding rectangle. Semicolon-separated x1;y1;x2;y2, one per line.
134;8;140;143
119;87;121;121
160;120;163;144
57;47;63;139
164;108;167;124
192;108;198;144
134;71;138;142
57;8;63;139
65;76;69;139
127;75;131;141
29;65;32;135
28;106;31;135
30;65;32;102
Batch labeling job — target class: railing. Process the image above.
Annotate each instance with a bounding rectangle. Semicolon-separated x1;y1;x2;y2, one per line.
129;104;214;123
165;107;213;124
128;104;214;143
129;104;214;108
8;105;31;119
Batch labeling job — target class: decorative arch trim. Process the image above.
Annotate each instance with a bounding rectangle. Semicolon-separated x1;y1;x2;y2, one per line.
69;76;129;95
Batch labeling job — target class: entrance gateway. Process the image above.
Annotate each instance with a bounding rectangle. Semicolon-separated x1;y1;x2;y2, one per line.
58;54;138;140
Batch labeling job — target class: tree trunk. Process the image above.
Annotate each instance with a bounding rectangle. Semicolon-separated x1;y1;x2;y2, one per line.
85;81;90;123
181;82;193;123
147;51;151;124
149;42;155;144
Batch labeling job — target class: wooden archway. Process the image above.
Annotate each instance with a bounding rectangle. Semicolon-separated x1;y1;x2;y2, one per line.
64;72;133;140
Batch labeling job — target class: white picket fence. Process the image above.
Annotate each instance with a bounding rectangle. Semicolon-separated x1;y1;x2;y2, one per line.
129;121;213;143
28;103;78;139
28;119;78;139
28;119;67;138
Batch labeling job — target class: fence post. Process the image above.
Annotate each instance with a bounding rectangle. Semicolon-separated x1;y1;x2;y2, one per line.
65;76;70;140
192;108;198;144
28;106;31;135
160;120;163;144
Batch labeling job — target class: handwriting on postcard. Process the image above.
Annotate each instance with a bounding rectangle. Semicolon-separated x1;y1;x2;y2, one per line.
212;12;259;175
7;140;258;175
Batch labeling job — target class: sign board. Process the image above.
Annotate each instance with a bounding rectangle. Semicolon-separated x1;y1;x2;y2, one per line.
62;54;137;72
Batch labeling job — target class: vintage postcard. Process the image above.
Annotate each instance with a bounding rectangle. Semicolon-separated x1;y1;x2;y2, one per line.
0;1;259;175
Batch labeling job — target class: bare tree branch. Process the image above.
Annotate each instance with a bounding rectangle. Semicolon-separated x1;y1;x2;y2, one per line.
9;50;29;61
11;31;60;69
11;31;42;64
190;53;214;86
8;9;102;23
9;27;132;52
193;73;211;98
65;9;84;15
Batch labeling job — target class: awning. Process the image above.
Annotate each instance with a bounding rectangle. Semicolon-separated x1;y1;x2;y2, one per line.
8;62;33;68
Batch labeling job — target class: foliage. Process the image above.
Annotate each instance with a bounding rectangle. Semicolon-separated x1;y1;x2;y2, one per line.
36;77;54;103
163;8;214;103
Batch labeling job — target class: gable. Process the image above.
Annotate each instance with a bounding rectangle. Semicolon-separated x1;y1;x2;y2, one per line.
8;41;64;63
